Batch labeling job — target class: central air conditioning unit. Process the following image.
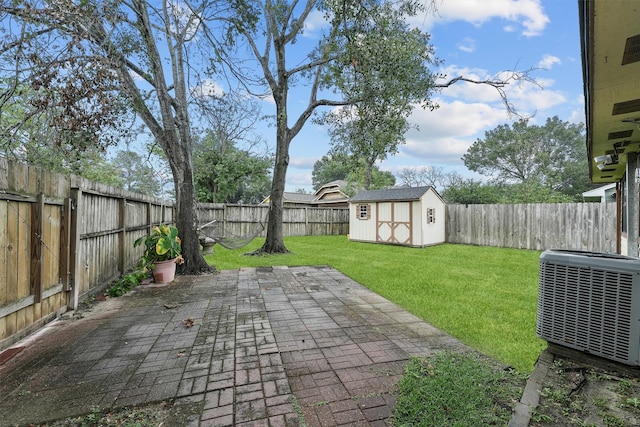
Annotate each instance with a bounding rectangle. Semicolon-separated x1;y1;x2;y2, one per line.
536;249;640;366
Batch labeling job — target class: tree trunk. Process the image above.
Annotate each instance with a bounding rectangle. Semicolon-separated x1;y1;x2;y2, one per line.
175;166;212;274
261;145;290;253
258;96;290;254
365;161;374;190
254;30;292;255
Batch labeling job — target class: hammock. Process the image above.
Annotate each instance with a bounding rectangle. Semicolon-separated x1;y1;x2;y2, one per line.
197;213;268;250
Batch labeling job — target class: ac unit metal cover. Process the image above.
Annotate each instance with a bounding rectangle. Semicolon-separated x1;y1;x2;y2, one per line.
536;249;640;366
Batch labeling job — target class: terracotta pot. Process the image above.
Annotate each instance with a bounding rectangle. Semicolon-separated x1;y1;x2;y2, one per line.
152;258;177;284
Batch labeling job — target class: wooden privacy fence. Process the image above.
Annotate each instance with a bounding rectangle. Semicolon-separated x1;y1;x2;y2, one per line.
446;203;617;253
0;159;173;349
196;203;350;237
0;157;619;350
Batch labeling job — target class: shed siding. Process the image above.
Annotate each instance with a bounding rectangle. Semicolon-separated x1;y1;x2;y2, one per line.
349;203;377;241
422;189;445;245
348;186;445;247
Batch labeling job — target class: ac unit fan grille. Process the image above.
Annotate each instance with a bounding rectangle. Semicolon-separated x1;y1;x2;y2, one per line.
537;262;633;363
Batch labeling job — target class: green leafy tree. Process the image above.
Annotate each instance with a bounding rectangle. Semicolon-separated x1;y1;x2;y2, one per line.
442;180;576;205
346;166;395;194
319;1;439;190
312;154;394;195
441;178;503;205
0;83;126;183
193;131;272;204
462;117;591;202
312;154;352;191
217;0;452;253
110;150;162;197
193;94;271;204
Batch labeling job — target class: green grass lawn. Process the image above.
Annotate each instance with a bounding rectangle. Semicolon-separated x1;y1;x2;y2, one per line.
205;235;546;372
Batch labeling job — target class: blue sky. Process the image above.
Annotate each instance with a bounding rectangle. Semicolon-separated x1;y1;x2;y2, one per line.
277;0;584;192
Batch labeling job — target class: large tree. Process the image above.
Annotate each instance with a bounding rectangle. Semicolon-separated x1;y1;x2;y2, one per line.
217;0;533;253
0;81;126;183
462;116;592;201
0;1;229;273
318;0;438;190
212;0;446;253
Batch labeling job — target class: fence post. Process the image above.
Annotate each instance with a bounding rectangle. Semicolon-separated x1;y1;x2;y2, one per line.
67;188;82;311
60;198;72;291
118;198;126;274
146;201;152;232
29;193;44;303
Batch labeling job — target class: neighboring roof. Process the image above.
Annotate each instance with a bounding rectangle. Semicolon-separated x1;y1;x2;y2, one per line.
580;0;640;183
262;181;350;206
283;192;315;203
350;186;434;203
582;183;616;198
316;180;347;192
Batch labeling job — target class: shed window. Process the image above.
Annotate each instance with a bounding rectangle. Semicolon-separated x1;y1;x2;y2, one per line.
357;204;370;220
426;208;436;224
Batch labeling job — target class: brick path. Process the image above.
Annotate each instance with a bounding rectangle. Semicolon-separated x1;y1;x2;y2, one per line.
0;266;469;426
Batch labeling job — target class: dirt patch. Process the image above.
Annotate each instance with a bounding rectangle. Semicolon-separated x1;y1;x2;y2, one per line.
531;352;640;427
36;399;204;426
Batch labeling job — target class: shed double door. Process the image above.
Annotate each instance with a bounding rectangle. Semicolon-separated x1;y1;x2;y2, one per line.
376;202;413;245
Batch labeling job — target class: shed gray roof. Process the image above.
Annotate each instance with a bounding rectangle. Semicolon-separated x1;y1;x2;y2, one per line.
350;186;433;203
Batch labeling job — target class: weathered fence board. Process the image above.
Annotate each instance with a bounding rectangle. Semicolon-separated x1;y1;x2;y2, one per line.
446;203;616;252
0;159;175;349
196;204;349;238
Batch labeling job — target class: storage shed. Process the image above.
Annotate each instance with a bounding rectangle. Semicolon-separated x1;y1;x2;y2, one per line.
349;186;445;247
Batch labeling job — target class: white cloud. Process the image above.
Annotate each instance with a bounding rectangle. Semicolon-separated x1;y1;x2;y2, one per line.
289;156;318;169
418;0;549;37
434;65;568;117
398;63;571;164
399;99;509;163
287;171;313;187
457;37;476;53
538;54;561;69
191;79;225;98
303;10;329;38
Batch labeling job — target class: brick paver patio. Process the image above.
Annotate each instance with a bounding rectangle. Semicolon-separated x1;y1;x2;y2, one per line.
0;266;470;426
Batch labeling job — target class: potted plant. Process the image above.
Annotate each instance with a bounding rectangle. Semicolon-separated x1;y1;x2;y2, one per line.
134;224;184;283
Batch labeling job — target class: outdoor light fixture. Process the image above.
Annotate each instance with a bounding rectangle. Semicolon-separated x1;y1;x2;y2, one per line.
594;154;618;164
594;154;619;170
